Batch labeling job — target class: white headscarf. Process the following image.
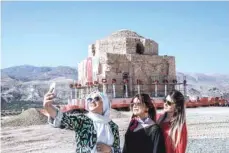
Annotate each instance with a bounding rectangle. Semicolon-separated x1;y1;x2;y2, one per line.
85;91;114;152
85;91;111;120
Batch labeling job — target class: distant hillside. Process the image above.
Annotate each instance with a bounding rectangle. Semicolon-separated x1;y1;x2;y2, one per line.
176;72;229;98
1;65;77;106
2;65;77;81
1;65;229;107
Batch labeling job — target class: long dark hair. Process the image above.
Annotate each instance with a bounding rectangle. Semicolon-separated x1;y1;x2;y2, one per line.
158;90;186;147
130;93;156;122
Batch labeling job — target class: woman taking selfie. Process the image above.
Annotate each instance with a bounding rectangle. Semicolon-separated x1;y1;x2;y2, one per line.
122;93;166;153
157;90;187;153
44;90;121;153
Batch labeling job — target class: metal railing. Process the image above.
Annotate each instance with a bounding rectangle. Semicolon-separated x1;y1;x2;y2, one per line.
69;83;186;100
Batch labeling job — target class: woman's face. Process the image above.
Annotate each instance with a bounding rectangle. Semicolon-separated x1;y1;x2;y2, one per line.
163;95;176;113
87;94;103;114
132;97;148;117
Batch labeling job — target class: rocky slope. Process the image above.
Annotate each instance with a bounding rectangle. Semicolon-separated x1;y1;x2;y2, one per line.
1;65;77;108
1;65;229;108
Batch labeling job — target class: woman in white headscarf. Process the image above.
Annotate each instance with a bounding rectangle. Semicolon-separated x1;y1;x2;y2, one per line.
44;91;121;153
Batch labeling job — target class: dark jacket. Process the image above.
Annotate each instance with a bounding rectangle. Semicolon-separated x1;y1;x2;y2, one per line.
122;124;166;153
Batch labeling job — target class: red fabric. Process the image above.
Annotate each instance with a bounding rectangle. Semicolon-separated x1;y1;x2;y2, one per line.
156;114;187;153
86;57;92;83
129;117;139;131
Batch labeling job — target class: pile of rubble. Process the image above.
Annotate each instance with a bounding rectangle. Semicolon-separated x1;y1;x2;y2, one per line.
1;108;48;127
1;107;129;128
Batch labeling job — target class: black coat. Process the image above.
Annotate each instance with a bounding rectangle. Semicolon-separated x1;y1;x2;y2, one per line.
122;124;166;153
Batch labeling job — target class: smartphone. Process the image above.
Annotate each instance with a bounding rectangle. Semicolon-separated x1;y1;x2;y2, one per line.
49;82;56;94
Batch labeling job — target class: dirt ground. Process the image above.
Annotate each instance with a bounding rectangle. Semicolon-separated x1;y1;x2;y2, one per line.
1;107;229;153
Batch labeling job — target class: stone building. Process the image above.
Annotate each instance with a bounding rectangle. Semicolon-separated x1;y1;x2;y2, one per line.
77;29;177;98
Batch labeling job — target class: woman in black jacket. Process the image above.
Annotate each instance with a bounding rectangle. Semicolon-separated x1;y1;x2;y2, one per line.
122;93;166;153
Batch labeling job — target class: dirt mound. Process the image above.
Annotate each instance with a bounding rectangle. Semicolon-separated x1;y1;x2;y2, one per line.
1;108;129;127
1;108;48;127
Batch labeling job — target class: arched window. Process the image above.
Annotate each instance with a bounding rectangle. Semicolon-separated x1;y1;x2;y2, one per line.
91;45;95;56
123;72;129;80
92;50;95;56
136;43;144;54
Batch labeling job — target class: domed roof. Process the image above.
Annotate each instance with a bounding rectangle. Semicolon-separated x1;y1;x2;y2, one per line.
106;29;144;39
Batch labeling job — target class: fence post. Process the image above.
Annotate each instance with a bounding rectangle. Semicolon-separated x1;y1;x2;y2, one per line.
112;79;116;98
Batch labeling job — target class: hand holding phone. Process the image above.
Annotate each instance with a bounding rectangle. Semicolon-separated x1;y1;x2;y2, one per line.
43;82;56;108
43;82;58;117
49;82;56;94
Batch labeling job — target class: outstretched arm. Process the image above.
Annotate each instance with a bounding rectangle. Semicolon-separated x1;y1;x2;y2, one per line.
43;92;79;130
43;92;57;118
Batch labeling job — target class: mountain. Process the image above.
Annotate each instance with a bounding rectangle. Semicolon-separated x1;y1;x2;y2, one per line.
1;65;229;107
1;65;78;106
2;65;77;81
176;72;229;99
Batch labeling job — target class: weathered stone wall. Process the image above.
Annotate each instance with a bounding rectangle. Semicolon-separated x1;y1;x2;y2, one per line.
126;38;141;55
88;30;158;56
92;53;176;96
101;53;176;81
95;38;127;55
126;38;158;55
88;44;94;57
150;40;159;55
81;30;176;97
167;56;176;78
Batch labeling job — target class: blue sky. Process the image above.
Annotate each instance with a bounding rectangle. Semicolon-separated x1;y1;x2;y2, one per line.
2;1;229;74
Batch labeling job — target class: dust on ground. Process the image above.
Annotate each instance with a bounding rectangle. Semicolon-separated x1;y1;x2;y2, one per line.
1;107;229;153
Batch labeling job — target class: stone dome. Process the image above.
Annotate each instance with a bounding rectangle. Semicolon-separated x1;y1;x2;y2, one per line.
106;29;144;39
